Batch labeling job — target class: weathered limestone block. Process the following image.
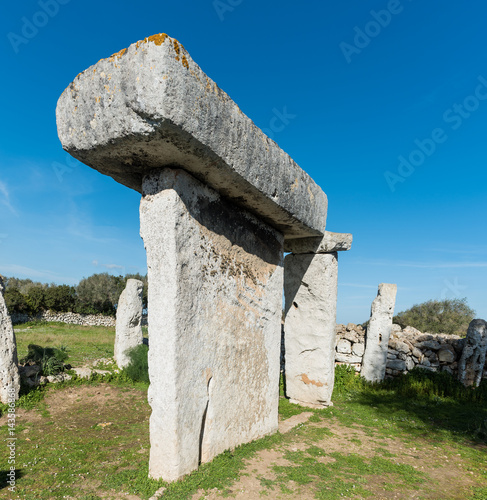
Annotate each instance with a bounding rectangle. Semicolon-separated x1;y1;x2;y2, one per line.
140;168;283;481
438;346;456;363
286;231;352;254
284;253;338;408
458;319;487;387
0;277;20;403
336;339;352;354
114;279;144;369
361;283;398;382
56;34;327;243
352;342;365;357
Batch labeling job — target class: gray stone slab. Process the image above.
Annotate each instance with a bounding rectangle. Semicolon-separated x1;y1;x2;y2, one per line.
361;283;398;383
0;277;20;403
140;168;283;481
56;34;327;240
114;278;144;369
284;252;338;408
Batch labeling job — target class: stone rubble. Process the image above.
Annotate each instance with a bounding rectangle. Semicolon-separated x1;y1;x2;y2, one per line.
334;322;487;382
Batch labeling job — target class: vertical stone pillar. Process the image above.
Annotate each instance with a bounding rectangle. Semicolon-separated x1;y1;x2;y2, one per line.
0;276;20;403
140;168;284;482
284;252;338;407
283;232;352;408
114;278;144;369
458;319;487;387
361;283;398;382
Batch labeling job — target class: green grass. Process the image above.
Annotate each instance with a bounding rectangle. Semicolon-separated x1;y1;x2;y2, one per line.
1;324;486;499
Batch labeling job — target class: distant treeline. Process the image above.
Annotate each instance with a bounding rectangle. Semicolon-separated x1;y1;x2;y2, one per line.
3;273;148;317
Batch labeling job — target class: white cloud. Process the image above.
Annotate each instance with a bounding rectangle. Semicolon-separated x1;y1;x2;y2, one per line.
0;180;17;215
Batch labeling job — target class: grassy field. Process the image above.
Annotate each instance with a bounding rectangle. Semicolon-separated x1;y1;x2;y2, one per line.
1;322;486;499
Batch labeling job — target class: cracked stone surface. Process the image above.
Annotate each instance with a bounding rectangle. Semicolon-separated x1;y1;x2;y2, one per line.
283;253;338;407
140;168;283;481
458;319;487;387
361;283;398;383
56;33;327;242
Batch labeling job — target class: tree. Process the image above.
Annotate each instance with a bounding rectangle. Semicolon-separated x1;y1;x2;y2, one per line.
44;285;76;312
4;288;29;314
393;298;475;335
25;286;46;314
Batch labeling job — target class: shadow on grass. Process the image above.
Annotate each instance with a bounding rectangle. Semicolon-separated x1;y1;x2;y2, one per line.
0;469;23;490
331;366;487;446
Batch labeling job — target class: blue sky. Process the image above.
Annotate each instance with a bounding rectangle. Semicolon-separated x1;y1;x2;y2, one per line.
1;0;486;324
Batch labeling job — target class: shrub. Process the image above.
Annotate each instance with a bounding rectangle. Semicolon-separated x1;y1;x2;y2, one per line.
393;298;475;335
122;344;149;383
20;344;69;376
4;288;29;314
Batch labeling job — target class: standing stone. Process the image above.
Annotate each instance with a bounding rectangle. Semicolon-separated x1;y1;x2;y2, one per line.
458;319;487;387
140;168;283;481
114;279;144;369
361;283;398;382
0;276;20;403
284;253;338;408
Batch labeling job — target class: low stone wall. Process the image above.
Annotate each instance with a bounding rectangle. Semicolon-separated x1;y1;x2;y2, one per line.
11;310;149;328
335;323;487;380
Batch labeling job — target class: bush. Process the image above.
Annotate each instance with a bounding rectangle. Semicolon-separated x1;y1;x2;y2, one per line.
122;344;149;383
393;298;475;335
4;288;29;314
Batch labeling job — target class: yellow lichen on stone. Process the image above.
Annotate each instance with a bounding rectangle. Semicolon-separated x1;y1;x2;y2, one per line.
95;96;101;103
307;185;314;200
291;178;299;192
136;33;169;49
108;47;127;62
182;54;189;69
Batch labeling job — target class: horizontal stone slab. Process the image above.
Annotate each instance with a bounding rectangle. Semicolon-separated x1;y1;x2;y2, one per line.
286;231;352;254
56;34;328;239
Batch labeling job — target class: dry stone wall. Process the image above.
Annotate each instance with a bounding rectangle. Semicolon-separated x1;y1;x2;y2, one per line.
11;311;148;327
334;323;486;380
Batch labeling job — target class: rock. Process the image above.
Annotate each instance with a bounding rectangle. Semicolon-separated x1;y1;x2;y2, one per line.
73;367;93;379
389;339;410;354
114;279;144;369
141;168;284;481
416;334;434;342
342;331;359;343
421;358;431;367
458;319;487;387
56;34;328;242
286;232;352;254
47;373;72;383
438;347;456;363
404;326;422;336
352;343;365;357
418;340;441;350
336;339;352;354
361;283;397;382
387;352;397;360
391;324;402;333
412;347;423;359
386;359;407;371
285;252;338;408
405;356;415;371
0;276;20;403
335;353;363;364
398;353;407;361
